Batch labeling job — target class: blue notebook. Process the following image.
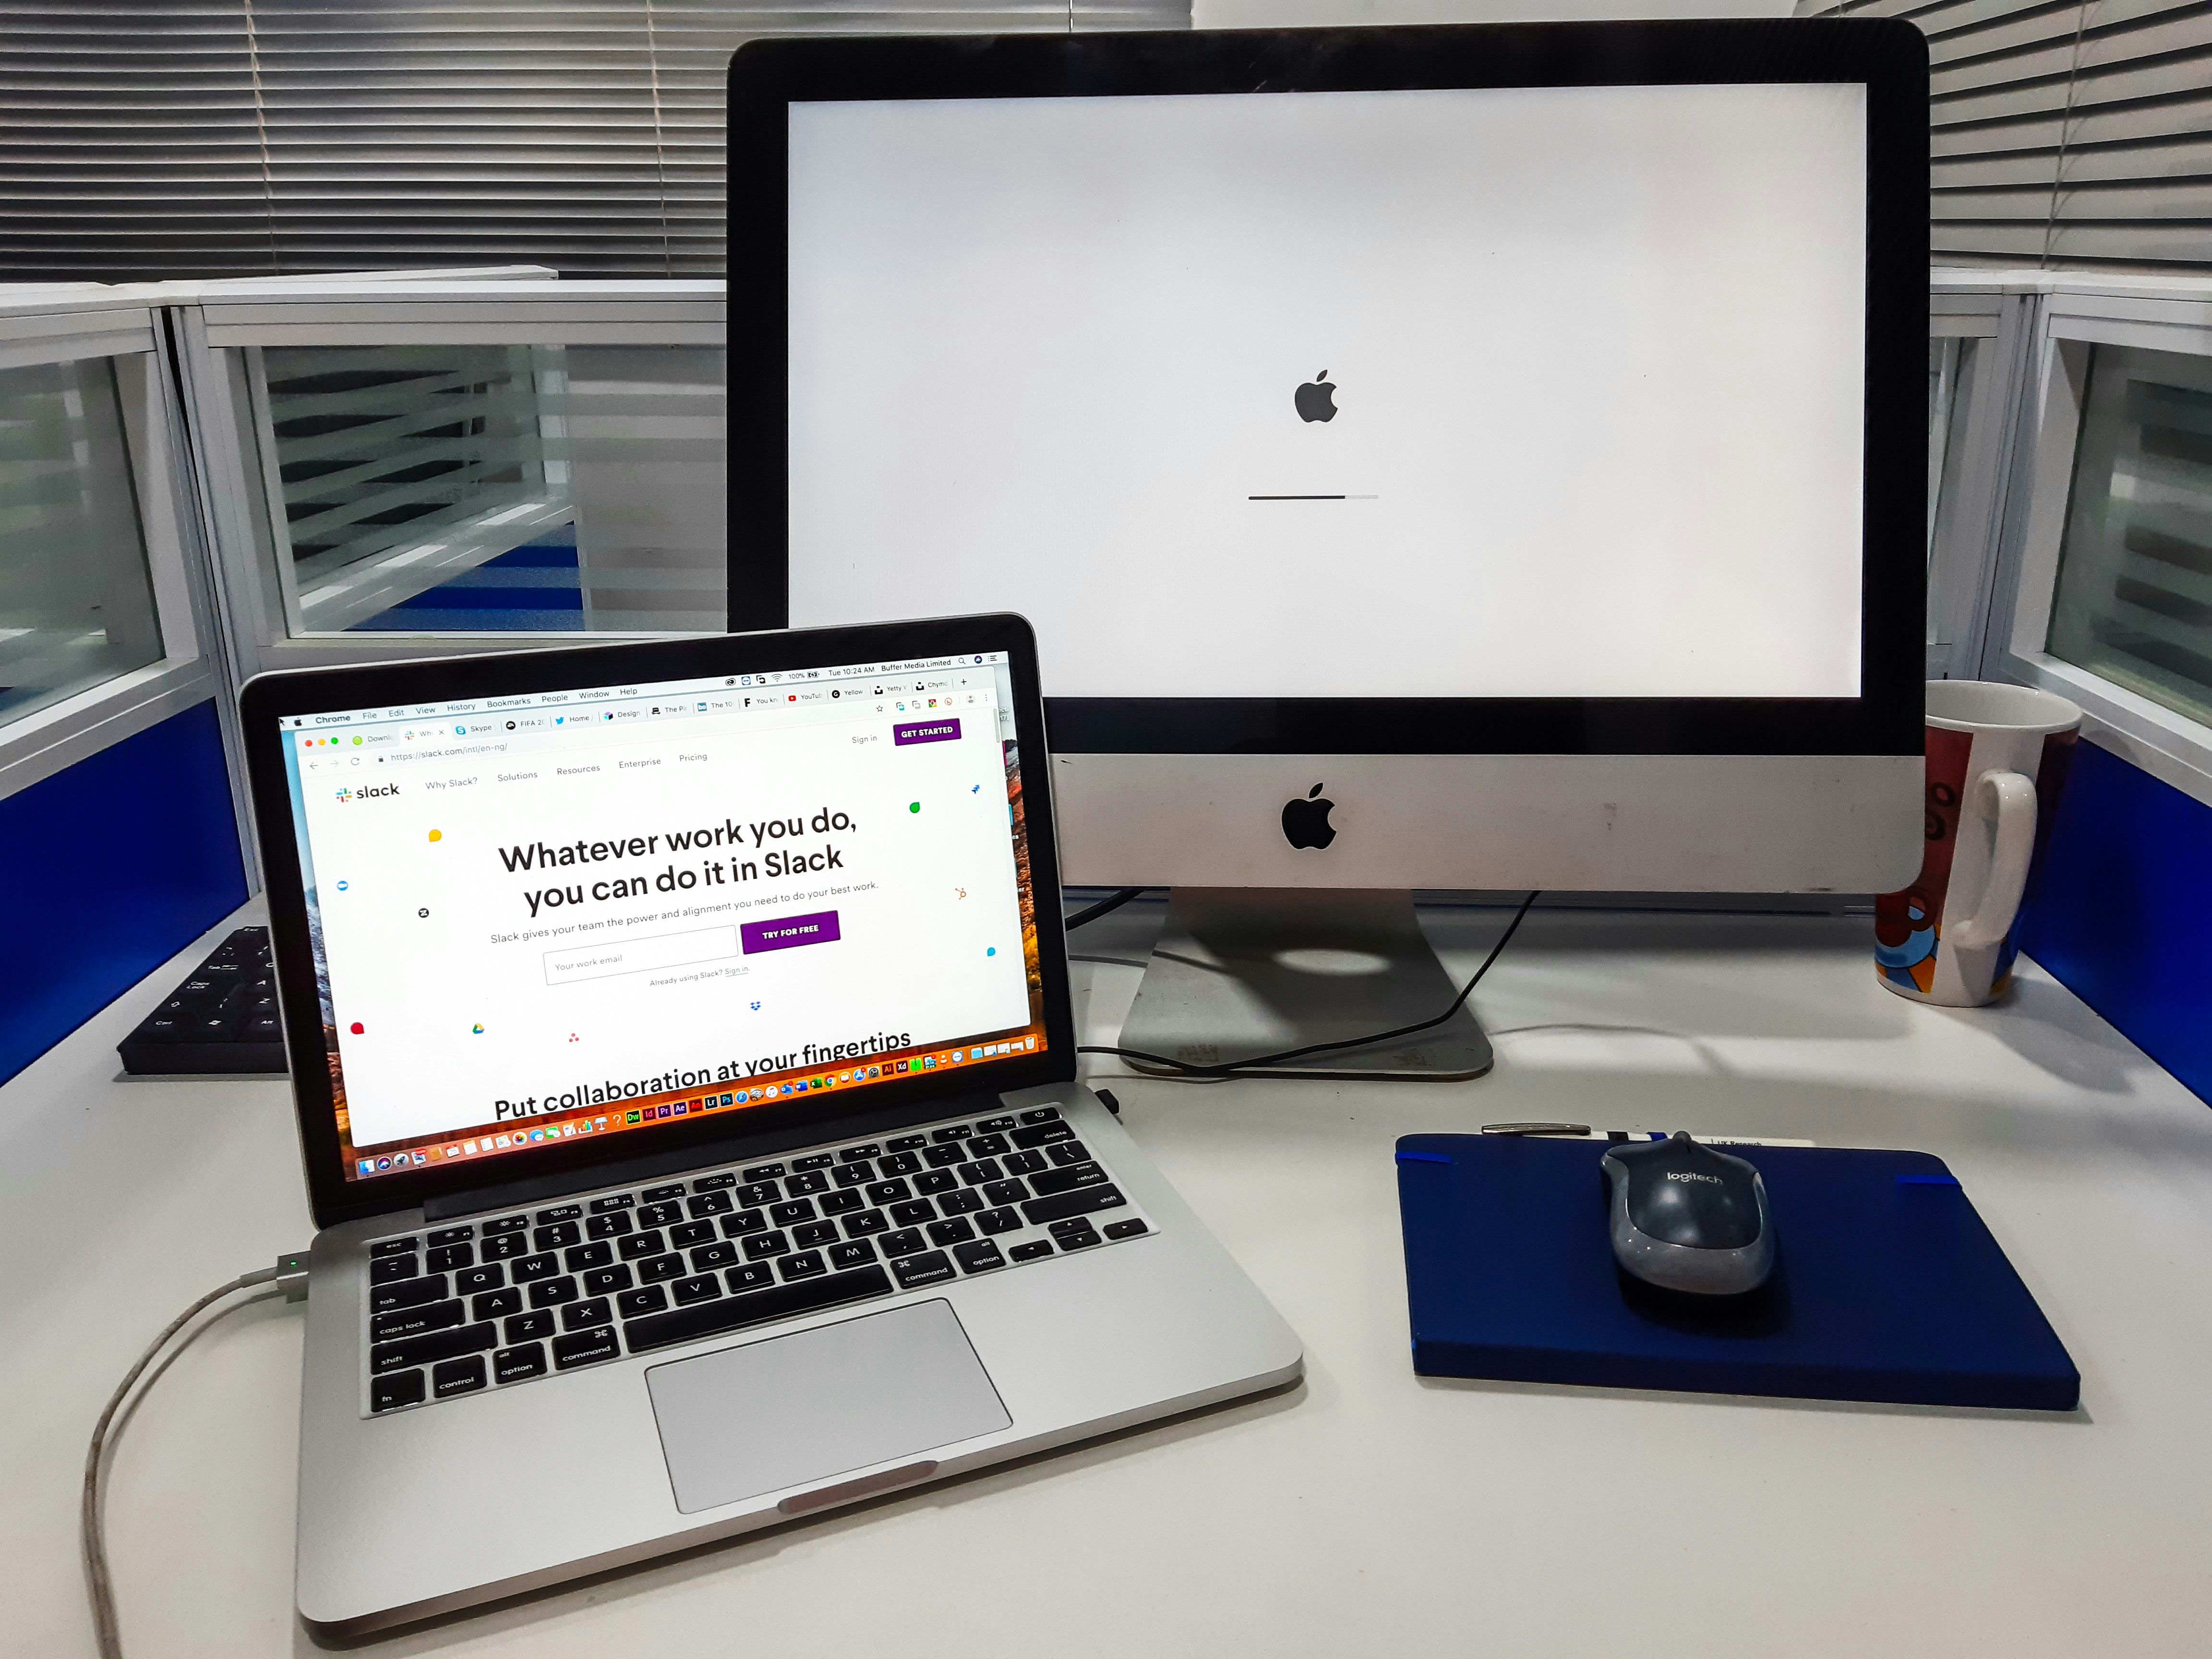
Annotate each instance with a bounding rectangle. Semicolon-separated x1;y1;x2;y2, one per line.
1396;1135;2079;1411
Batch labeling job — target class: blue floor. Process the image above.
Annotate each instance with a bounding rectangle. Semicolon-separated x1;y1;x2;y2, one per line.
348;529;586;632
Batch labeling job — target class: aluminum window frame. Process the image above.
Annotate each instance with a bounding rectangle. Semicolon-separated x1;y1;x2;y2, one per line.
167;280;728;683
1927;270;2036;683
1981;273;2212;810
0;289;243;834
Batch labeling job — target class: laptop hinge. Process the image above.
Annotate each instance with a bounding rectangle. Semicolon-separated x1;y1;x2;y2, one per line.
422;1090;1009;1222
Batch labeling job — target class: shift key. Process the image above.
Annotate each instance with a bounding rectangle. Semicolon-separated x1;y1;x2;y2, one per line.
368;1321;497;1375
1019;1185;1128;1226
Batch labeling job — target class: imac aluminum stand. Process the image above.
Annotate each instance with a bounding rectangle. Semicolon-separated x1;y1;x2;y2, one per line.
1115;889;1493;1081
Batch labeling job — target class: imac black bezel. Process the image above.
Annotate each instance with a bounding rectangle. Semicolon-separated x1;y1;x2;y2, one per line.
727;20;1929;760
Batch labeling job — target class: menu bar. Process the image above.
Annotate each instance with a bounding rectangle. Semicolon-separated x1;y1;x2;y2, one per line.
283;651;1010;731
295;676;1000;772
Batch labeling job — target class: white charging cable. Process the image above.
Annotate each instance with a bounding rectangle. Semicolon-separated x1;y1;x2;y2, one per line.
83;1253;311;1659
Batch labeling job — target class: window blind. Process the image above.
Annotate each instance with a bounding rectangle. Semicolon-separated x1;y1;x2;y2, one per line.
0;0;1190;282
1794;0;2212;272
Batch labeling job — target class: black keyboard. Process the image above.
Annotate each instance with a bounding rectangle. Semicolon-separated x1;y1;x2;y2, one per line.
117;926;287;1076
360;1105;1153;1416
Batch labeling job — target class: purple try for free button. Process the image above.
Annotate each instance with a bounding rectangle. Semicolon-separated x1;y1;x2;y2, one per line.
892;718;960;745
741;910;841;954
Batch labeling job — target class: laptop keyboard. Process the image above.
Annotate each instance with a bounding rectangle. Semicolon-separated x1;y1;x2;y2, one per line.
359;1105;1151;1416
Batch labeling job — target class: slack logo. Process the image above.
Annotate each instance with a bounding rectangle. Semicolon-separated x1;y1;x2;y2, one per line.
335;782;400;803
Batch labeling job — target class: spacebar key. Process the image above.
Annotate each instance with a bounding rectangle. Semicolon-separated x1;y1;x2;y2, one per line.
1020;1185;1128;1226
622;1265;892;1353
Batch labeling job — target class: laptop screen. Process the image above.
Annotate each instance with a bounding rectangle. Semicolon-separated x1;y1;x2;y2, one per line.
277;649;1042;1185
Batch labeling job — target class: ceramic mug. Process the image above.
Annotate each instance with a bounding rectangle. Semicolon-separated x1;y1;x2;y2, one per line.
1874;681;2081;1007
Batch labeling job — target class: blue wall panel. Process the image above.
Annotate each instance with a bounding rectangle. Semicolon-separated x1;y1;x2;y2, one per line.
2020;739;2212;1108
0;699;247;1086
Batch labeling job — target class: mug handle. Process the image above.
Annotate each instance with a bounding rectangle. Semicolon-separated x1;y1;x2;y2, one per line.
1952;769;2038;950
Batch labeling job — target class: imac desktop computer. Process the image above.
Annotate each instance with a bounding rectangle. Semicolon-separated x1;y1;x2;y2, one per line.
725;21;1930;1078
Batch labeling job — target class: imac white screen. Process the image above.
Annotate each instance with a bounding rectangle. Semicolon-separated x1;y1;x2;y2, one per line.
785;84;1867;701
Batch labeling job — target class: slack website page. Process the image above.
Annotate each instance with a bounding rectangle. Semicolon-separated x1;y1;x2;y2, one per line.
280;651;1043;1184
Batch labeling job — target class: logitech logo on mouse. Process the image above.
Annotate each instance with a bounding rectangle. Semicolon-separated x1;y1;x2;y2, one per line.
1668;1170;1722;1183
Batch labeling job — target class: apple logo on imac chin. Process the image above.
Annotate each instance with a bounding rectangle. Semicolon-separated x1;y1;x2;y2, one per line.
1282;783;1337;850
1294;371;1337;424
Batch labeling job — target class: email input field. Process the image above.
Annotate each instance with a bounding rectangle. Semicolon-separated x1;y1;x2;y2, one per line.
543;926;739;986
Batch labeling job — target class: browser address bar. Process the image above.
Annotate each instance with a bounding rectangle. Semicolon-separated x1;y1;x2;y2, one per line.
385;739;512;764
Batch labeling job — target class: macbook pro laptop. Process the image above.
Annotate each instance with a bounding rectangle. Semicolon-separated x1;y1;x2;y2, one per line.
240;613;1302;1636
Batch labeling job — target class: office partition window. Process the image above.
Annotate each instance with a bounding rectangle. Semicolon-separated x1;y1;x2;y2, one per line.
0;354;162;724
2045;344;2212;730
0;291;236;817
169;281;727;679
1925;274;2032;684
223;340;724;637
1983;276;2212;811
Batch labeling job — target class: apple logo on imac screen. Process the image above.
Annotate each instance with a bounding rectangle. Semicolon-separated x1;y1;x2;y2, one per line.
1281;783;1337;850
1294;371;1337;424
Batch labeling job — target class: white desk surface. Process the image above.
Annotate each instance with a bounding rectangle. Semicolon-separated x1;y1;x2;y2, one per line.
7;897;2212;1657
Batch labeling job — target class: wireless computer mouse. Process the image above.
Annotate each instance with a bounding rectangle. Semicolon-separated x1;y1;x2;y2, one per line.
1601;1131;1774;1296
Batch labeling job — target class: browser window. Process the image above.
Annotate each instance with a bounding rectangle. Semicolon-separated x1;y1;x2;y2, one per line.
278;651;1042;1183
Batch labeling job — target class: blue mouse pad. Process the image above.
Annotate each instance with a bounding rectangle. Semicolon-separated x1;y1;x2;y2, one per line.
1396;1135;2079;1410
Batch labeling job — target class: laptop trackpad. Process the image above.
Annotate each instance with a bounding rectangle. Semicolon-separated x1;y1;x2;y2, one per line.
646;1299;1011;1515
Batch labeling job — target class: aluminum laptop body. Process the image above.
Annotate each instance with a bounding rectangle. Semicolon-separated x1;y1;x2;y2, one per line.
240;614;1302;1636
